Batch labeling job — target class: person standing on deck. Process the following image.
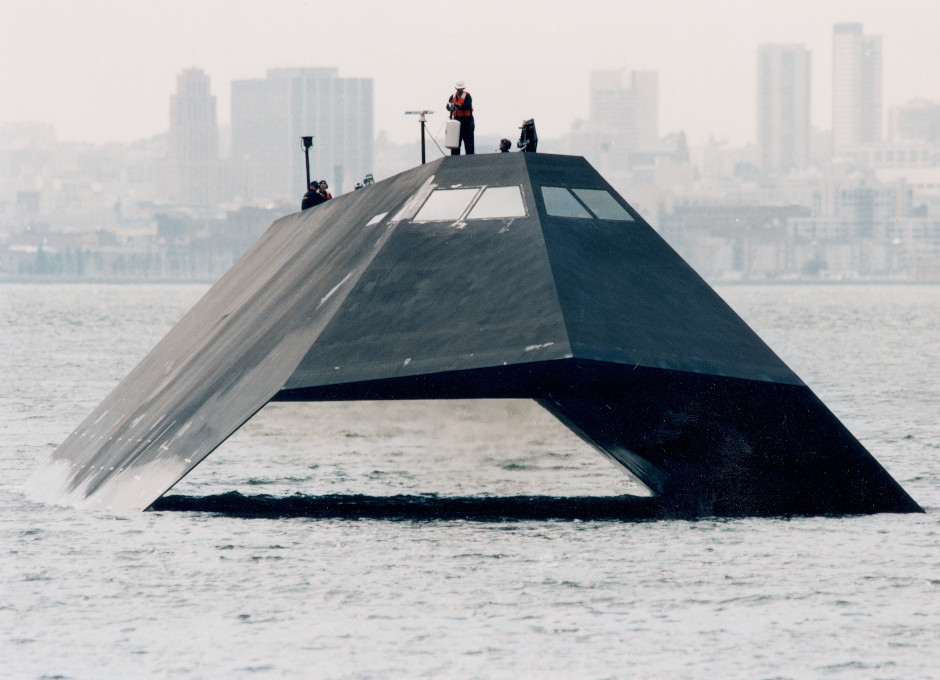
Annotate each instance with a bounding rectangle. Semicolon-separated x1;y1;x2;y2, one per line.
446;80;474;155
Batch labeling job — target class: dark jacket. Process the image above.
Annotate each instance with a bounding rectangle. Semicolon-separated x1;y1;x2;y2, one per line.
302;189;326;210
448;91;473;123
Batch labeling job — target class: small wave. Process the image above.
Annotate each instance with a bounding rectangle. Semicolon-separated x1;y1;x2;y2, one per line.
149;491;662;522
501;462;536;471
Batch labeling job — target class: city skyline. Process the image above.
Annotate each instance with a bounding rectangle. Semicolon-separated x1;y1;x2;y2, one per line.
2;0;937;149
4;1;940;283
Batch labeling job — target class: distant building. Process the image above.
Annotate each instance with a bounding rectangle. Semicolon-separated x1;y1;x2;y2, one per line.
756;44;811;173
841;141;938;171
589;69;659;154
832;23;882;153
163;68;220;206
231;68;373;200
0;122;58;228
888;99;940;145
658;204;809;280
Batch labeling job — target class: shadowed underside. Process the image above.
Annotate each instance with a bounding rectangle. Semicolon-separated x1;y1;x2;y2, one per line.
25;153;921;516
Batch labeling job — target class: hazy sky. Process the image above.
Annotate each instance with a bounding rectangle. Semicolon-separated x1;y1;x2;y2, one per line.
2;0;938;148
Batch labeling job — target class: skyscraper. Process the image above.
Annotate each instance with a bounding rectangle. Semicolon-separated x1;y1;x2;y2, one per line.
231;68;373;200
832;23;882;153
757;44;811;173
165;68;219;206
589;69;658;154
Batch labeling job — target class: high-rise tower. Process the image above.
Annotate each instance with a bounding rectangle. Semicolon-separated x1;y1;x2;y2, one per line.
589;69;659;154
231;68;373;200
832;23;882;153
757;44;811;173
165;68;219;205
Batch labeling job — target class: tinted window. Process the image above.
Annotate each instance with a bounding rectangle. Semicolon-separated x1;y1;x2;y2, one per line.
572;189;634;221
541;187;591;218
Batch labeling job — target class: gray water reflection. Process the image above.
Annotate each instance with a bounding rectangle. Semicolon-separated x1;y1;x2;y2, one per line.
2;283;938;679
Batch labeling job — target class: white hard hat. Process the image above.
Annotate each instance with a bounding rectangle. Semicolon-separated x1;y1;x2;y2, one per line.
455;80;465;89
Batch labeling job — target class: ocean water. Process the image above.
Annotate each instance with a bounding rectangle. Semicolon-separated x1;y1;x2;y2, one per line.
1;282;938;679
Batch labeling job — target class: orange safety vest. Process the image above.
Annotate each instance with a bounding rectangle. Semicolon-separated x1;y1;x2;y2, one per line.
450;92;472;118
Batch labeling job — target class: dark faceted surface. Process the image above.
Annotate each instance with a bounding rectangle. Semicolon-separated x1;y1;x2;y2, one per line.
277;359;922;517
25;160;439;510
26;154;921;515
537;362;922;517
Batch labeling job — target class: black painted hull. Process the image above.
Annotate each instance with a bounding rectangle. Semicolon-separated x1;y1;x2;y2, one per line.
26;153;922;516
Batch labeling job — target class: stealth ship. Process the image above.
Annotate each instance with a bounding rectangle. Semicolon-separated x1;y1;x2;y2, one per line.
26;153;922;517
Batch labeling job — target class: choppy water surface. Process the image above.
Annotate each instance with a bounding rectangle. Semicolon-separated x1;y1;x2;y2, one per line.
2;283;938;679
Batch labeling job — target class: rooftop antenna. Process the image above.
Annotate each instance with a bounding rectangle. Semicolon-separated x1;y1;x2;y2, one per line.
405;110;434;164
300;136;314;187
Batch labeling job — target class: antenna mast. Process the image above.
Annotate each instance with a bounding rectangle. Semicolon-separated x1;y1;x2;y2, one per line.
404;110;434;165
300;136;314;187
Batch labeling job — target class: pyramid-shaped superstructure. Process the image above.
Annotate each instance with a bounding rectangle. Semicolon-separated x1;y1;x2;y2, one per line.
26;154;921;516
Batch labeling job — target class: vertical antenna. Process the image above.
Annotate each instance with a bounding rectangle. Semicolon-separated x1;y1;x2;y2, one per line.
300;136;314;187
405;110;434;164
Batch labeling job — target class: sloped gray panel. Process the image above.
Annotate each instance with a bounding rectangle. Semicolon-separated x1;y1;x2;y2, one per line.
25;162;438;510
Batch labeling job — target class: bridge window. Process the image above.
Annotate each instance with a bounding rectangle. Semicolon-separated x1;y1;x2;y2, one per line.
541;187;591;218
413;188;480;221
542;186;634;221
413;186;527;222
467;186;526;219
572;189;634;221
